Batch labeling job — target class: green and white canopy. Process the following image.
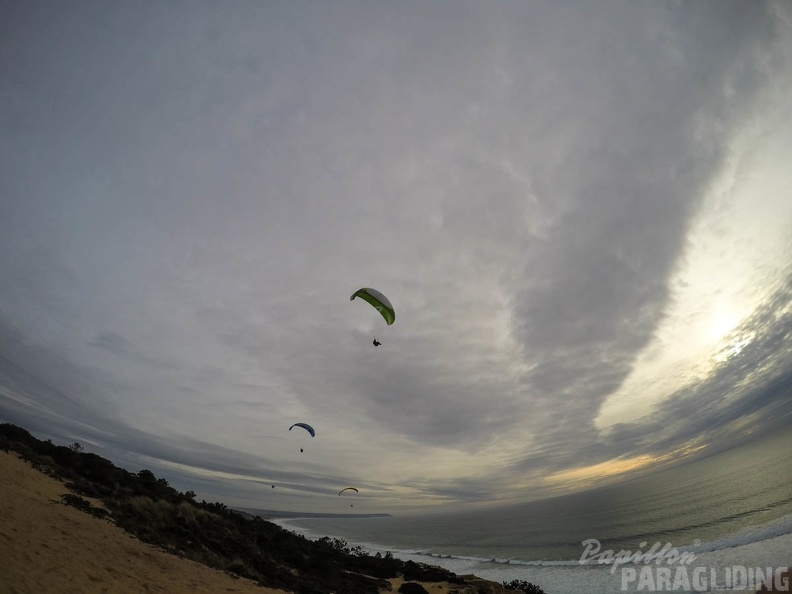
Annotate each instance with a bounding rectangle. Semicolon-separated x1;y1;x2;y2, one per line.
350;288;395;325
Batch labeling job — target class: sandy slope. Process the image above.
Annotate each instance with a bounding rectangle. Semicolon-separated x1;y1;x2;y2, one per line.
0;451;284;594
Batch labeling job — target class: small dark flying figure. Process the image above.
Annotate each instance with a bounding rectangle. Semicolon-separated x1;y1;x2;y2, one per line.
373;338;381;346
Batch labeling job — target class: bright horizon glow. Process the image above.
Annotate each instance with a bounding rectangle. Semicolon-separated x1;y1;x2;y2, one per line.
543;441;711;491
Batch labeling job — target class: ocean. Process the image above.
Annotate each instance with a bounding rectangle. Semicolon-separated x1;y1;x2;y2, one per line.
276;426;792;594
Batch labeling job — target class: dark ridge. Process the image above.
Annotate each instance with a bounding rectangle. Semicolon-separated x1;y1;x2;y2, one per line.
0;423;547;593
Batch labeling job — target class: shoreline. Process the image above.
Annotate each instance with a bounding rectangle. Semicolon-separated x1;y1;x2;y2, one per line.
274;513;792;565
277;516;792;594
3;432;786;594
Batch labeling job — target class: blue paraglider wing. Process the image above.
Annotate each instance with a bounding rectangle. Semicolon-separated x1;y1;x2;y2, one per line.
289;423;316;437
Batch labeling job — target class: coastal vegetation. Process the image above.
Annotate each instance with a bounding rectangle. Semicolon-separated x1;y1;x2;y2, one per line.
0;423;544;594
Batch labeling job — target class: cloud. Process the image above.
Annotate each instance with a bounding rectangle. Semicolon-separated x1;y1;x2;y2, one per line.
1;1;791;510
90;331;175;369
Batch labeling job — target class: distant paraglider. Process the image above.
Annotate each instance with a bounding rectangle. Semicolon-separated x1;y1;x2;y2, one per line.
339;486;359;507
289;422;315;453
373;338;381;347
289;423;316;437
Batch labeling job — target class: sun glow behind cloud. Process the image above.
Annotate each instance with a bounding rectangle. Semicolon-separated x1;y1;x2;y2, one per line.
596;88;792;431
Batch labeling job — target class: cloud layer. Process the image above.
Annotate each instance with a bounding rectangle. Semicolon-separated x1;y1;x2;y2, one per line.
1;1;791;511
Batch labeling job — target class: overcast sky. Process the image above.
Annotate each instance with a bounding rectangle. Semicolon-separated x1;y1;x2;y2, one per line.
1;1;791;513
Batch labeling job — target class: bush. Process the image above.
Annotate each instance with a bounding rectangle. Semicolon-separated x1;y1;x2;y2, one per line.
502;579;546;594
399;583;430;594
60;493;109;519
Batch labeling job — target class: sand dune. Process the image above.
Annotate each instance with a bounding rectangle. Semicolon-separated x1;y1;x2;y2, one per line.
0;451;284;594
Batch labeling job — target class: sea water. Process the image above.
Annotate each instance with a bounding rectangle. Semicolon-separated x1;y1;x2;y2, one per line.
278;427;792;594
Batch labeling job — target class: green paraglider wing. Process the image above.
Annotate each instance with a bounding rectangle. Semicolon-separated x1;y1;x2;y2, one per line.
350;288;395;325
339;487;359;495
289;423;316;437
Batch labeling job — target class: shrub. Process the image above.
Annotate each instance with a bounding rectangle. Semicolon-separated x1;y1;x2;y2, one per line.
175;500;198;524
399;583;430;594
502;579;546;594
60;493;109;519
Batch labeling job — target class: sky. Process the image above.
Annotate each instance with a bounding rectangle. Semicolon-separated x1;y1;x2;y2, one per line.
1;1;791;514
